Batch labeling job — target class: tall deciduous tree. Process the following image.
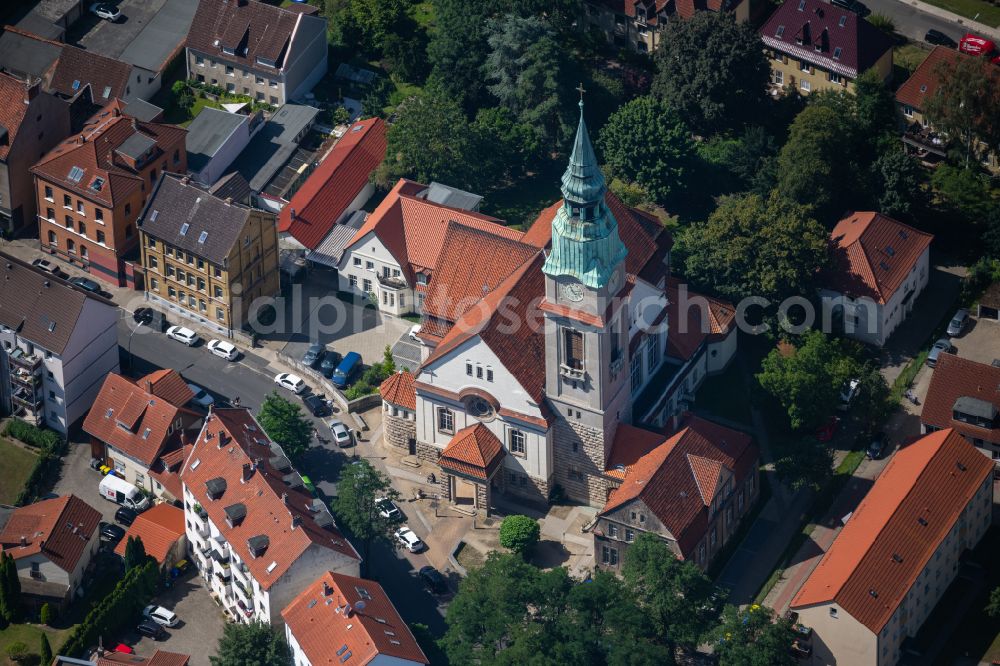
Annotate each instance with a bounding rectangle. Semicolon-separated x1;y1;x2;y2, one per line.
257;391;313;460
622;533;722;652
210;621;291;666
924;56;1000;168
651;11;770;133
777;104;856;219
774;435;835;491
331;460;399;577
872;145;924;220
345;0;410;55
676;191;829;304
598;96;695;206
712;604;797;666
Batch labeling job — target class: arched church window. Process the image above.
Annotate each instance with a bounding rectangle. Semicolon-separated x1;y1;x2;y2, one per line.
465;396;494;420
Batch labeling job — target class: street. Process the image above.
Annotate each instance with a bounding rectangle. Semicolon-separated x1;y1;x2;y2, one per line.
864;0;966;43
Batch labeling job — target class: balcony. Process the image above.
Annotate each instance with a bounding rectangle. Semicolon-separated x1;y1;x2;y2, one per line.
214;569;232;584
559;363;585;380
196;525;209;538
233;579;251;601
8;348;42;371
376;272;407;289
12;387;43;411
10;366;42;388
902;124;947;159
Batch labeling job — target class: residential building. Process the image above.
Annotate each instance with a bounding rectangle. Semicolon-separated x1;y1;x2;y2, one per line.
186;0;328;106
180;408;360;625
403;101;738;514
83;369;202;496
820;212;933;347
0;494;100;610
0;72;72;235
279;117;386;255
138;174;280;337
594;415;759;570
895;46;999;172
582;0;752;53
790;429;993;666
922;353;1000;476
0;252;119;434
233;103;319;198
12;0;86;42
186;107;264;186
31;100;188;286
761;0;893;95
282;572;429;666
54;649;191;666
113;503;187;570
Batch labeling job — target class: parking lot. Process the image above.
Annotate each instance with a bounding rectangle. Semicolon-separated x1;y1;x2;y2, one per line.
127;573;225;666
949;311;1000;365
55;437;119;523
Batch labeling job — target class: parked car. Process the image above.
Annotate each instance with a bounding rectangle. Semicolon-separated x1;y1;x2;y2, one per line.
133;307;166;332
114;506;138;526
395;526;424;553
302;394;332;417
319;352;343;378
90;3;121;20
31;258;66;278
99;475;150;511
927;338;955;367
136;619;167;640
301;343;326;368
946;308;970;337
816;416;840;442
143;605;179;627
99;522;126;544
274;372;307;394
867;432;888;460
69;276;102;294
376;497;402;522
331;352;362;388
186;383;215;408
925;29;957;47
207;339;239;361
838;378;860;410
165;325;199;346
418;565;447;594
329;419;352;447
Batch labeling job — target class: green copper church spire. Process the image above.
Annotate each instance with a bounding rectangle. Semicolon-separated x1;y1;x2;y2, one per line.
542;96;627;290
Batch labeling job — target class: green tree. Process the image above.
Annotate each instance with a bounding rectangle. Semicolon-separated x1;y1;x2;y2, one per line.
854;365;891;434
729;126;780;195
210;621;291;666
676;191;829;304
0;551;21;623
931;163;994;221
473;106;543;182
774;435;835;491
257;391;313;459
757;330;859;430
0;551;10;625
652;11;770;133
872;145;924;219
5;641;28;663
987;586;1000;617
777;104;855;218
374;85;483;191
123;535;148;571
598;96;695;206
39;632;52;666
622;533;721;652
344;0;410;55
712;604;796;666
924;55;1000;167
331;459;399;577
854;68;898;142
39;602;52;625
498;515;540;557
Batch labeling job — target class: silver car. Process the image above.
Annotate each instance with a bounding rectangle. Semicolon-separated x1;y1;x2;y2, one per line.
946;309;969;337
927;338;954;367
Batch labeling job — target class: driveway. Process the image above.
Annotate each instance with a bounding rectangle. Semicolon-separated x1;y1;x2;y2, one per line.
126;573;225;666
55;436;119;523
949;313;1000;365
391;331;422;372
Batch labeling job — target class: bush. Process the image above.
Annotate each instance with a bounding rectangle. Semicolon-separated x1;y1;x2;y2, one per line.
499;515;540;557
40;602;53;625
5;641;28;662
867;12;895;34
4;419;64;452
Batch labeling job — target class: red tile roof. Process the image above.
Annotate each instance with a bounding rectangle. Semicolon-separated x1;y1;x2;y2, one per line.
31;101;186;206
281;572;429;665
0;495;100;573
345;179;521;284
84;371;197;467
98;650;190;666
760;0;894;78
439;423;505;480
150;442;195;501
825;212;933;304
0;72;31;161
665;277;736;361
113;503;185;564
187;0;303;70
922;353;1000;444
895;46;966;112
600;415;757;555
791;429;993;632
180;408;359;590
379;371;416;411
278;118;387;250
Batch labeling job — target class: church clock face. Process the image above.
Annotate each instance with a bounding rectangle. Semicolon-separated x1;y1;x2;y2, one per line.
561;281;585;302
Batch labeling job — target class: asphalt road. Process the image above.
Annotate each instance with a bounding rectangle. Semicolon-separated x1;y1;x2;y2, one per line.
861;0;966;44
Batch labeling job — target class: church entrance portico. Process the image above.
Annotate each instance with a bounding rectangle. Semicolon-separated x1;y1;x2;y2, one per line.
436;423;505;516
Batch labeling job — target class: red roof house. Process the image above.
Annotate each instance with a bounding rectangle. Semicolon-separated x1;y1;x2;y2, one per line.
922;353;1000;447
113;503;186;567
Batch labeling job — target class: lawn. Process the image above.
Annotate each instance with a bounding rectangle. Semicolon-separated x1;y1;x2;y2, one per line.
0;437;37;504
695;362;754;427
0;622;71;663
919;0;1000;26
893;42;932;80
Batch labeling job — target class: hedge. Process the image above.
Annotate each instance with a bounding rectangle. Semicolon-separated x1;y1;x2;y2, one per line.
4;419;64;454
6;420;68;507
59;560;159;658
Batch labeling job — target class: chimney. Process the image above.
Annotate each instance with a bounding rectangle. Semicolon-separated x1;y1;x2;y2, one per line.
280;492;288;505
144;379;153;393
345;603;353;618
224;197;233;206
23;78;40;105
242;462;253;482
19;535;26;547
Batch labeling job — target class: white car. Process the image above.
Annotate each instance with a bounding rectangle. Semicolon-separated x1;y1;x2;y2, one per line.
328;419;352;447
31;258;65;277
186;383;215;408
165;326;199;346
395;526;424;553
376;497;402;521
90;3;121;20
142;605;178;627
207;339;239;361
274;372;307;394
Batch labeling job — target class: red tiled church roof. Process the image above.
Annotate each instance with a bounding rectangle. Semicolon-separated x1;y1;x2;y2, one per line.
439;423;505;480
379;371;416;411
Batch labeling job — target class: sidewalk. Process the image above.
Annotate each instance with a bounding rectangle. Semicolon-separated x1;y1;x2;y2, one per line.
906;0;1000;39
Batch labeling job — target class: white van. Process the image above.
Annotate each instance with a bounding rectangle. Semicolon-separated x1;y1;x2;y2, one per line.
98;475;151;511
